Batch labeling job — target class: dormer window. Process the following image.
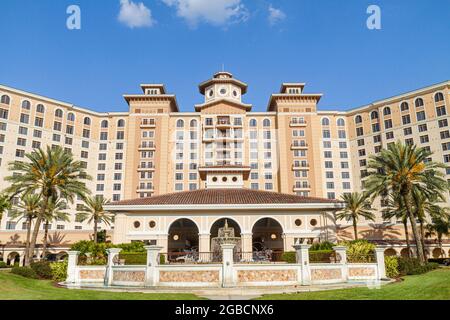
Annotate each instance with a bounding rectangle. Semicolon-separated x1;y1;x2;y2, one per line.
288;88;300;94
146;89;159;95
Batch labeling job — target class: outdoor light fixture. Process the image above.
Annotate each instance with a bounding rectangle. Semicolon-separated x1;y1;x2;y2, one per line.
271;234;277;240
173;235;179;241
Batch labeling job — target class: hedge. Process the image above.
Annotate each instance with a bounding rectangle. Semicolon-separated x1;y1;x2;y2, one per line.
119;253;165;265
11;267;38;279
30;261;53;279
0;261;7;269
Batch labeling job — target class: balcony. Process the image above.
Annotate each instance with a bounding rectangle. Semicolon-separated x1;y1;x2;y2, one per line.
138;143;156;151
216;118;232;128
291;142;308;150
293;184;312;191
290;120;307;127
136;186;155;193
137;165;156;172
292;163;309;170
140;120;156;128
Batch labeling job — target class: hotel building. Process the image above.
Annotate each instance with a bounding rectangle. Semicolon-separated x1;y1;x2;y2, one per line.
0;72;449;262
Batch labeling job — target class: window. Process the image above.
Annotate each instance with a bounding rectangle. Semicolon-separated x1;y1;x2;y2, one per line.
404;127;412;136
17;138;26;146
83;117;91;126
100;132;108;140
36;104;45;113
441;131;450;139
383;107;391;116
322;130;331;139
117;131;125;140
0;108;9;119
343;182;351;189
435;92;444;103
338;130;346;139
358;149;366;157
438;119;448;128
55;109;63;118
117;119;125;127
249;119;257;127
323;141;331;148
357;139;365;147
384;119;393;129
370;111;379;120
436;106;446;117
190;119;197;128
415;98;424;108
67;112;75;121
263;119;271;127
52;134;61;142
373;135;381;143
402;115;411;125
20;113;29;124
400;102;409;112
101;120;108;128
356;127;364;137
355;115;362;124
418;124;428;132
339;142;347;149
16;149;25;158
83;129;90;138
21;100;31;110
53;121;62;131
0;95;10;105
322;118;330;126
405;138;414;146
176;119;184;128
6;221;16;230
420;135;429;144
326;172;334;179
386;132;394;140
416;111;426;121
337;118;345;126
372;123;380;132
442;142;450;151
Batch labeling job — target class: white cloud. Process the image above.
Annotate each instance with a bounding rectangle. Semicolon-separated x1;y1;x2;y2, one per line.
268;5;286;26
118;0;155;28
162;0;249;27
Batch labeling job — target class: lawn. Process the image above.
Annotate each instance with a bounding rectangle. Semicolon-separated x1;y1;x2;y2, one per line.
0;271;201;300
258;268;450;300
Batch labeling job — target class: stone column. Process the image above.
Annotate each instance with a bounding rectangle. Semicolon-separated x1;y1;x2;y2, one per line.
199;233;211;262
375;247;387;280
66;251;80;284
333;246;348;281
221;243;236;288
144;245;163;287
293;244;311;285
240;233;253;260
105;248;122;286
156;234;168;253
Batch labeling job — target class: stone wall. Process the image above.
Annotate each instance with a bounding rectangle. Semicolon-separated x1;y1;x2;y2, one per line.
159;270;220;283
237;270;297;283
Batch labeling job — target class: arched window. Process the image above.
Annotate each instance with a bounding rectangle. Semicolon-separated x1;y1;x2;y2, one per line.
383;107;391;116
67;112;75;122
435;92;444;103
400;102;409;112
263;119;271;127
370;111;379;120
55;109;63;118
322;118;330;126
337;118;345;127
21;100;31;110
117;119;125;127
36;104;45;113
1;95;10;105
190;119;197;128
84;117;91;126
415;98;424;108
176;119;184;128
355;115;362;124
249;119;257;127
101;120;109;128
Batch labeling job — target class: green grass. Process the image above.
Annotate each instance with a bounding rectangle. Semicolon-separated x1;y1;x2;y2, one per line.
258;268;450;300
0;271;201;300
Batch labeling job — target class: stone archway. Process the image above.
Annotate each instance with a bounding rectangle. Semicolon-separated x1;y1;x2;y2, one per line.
400;248;412;258
252;218;284;261
7;252;20;266
432;248;444;258
384;248;397;256
209;218;242;262
167;218;199;262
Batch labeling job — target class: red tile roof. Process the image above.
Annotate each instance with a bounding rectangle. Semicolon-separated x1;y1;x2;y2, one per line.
110;188;341;206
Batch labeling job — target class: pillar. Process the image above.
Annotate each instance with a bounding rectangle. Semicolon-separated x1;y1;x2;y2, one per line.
199;233;211;262
144;245;163;287
221;243;236;288
66;251;79;284
240;233;253;258
156;234;168;253
333;246;348;281
375;247;387;280
293;244;311;285
105;248;122;286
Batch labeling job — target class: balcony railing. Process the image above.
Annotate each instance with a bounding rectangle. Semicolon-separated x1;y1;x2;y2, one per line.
140;120;156;127
290;120;307;127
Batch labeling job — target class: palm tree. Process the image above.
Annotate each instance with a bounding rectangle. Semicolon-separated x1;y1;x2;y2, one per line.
0;194;12;226
41;196;69;261
10;194;41;266
76;196;113;243
382;193;411;257
366;141;449;263
425;210;450;247
5;146;91;264
336;192;375;240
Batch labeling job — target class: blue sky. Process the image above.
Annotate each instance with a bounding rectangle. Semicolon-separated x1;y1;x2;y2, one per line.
0;0;449;113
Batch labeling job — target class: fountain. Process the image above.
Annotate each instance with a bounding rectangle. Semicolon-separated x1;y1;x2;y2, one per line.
210;220;242;262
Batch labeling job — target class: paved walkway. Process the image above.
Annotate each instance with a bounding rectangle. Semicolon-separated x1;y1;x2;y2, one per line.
64;280;392;300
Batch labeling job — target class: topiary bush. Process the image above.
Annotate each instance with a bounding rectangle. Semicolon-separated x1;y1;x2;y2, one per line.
30;261;53;279
50;260;68;282
0;261;7;269
11;266;38;279
385;256;399;278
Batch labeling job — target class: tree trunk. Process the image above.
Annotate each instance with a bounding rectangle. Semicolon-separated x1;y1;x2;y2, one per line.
353;218;358;240
403;194;425;264
419;221;427;259
94;219;98;244
41;220;49;261
28;196;48;263
403;220;411;258
24;216;33;266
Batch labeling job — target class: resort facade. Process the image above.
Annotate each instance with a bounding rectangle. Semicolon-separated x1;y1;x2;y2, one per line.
0;72;449;263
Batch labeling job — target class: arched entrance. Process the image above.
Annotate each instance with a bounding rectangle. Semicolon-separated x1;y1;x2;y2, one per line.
252;218;284;261
7;252;20;266
432;248;444;258
384;248;397;256
167;218;199;263
210;218;242;262
400;248;412;258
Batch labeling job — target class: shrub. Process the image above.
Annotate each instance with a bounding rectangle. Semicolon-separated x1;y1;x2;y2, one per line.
385;256;399;278
50;260;68;282
339;239;375;263
0;261;7;269
115;242;146;253
30;261;53;279
310;241;335;251
428;258;448;265
309;250;336;263
11;266;38;279
397;257;439;275
119;253;147;265
281;251;296;263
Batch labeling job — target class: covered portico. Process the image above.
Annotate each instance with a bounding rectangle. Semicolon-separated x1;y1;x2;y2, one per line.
106;188;343;261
